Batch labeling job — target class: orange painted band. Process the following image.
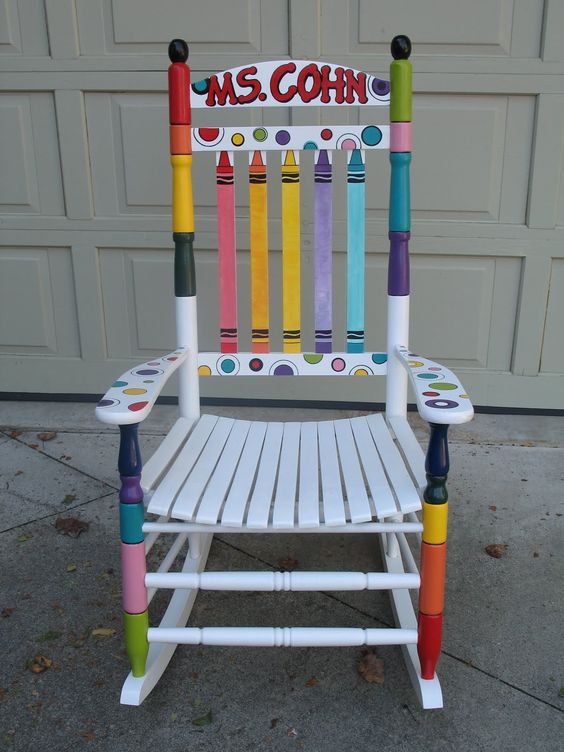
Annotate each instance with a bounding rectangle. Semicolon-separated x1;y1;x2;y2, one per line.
170;125;192;155
419;542;446;615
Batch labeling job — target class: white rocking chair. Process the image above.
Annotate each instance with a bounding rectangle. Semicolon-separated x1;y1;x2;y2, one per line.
95;35;473;708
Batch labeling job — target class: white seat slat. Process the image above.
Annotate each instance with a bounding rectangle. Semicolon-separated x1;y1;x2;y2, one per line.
141;417;195;493
333;419;372;523
298;422;320;528
366;414;421;514
317;420;346;526
350;417;397;519
221;422;268;527
172;417;235;520
195;420;252;524
272;422;301;528
388;416;427;490
148;414;219;516
246;422;284;528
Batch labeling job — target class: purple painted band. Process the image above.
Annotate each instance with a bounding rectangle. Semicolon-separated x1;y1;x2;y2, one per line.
315;341;332;354
120;475;144;504
388;231;410;296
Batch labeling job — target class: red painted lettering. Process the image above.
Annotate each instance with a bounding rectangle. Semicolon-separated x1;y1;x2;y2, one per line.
206;71;238;107
297;63;322;103
344;69;368;104
320;65;345;104
270;62;297;103
236;65;261;104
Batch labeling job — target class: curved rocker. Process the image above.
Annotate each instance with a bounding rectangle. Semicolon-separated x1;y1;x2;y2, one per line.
121;533;213;706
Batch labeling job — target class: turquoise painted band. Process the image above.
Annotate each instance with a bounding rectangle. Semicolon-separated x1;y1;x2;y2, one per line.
389;152;411;232
120;501;145;544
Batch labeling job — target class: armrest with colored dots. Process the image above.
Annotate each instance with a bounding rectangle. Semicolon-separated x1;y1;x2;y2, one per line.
396;345;474;425
95;347;188;426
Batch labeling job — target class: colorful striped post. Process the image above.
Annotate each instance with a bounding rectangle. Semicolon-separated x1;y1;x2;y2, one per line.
418;424;449;679
281;150;301;353
216;151;237;352
314;149;333;353
249;150;270;353
386;35;412;419
118;424;148;677
346;149;366;353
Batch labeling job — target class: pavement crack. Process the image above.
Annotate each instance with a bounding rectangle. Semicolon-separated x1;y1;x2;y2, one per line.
0;491;115;535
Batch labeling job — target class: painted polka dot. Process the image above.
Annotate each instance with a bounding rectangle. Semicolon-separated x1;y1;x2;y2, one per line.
147;362;161;366
128;401;149;412
350;366;372;376
303;353;323;364
273;364;294;375
303;141;317;150
370;78;390;96
320;128;333;141
98;398;119;408
433;382;458;390
192;79;209;94
408;360;424;368
417;373;439;380
135;368;161;376
199;128;219;142
341;138;356;150
123;388;147;395
216;354;240;375
166;356;178;361
371;353;387;364
428;367;442;372
231;133;244;146
112;380;128;387
258;92;267;102
198;365;212;376
336;133;360;150
143;380;154;384
361;125;382;146
249;358;263;372
331;357;346;372
220;358;236;373
459;394;469;399
253;127;267;142
193;127;224;148
423;391;440;397
275;130;290;146
425;399;458;409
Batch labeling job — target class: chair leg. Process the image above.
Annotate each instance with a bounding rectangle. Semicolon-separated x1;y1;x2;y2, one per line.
417;423;449;680
121;532;213;705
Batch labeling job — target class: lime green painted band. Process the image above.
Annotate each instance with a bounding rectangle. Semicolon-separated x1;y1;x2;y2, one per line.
123;610;149;677
390;60;412;122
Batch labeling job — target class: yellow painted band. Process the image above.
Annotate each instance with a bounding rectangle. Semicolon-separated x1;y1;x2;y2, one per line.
171;155;194;233
422;501;448;545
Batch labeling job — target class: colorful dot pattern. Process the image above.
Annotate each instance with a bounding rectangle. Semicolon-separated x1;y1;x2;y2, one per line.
396;346;474;424
192;125;389;153
197;352;388;377
95;348;188;426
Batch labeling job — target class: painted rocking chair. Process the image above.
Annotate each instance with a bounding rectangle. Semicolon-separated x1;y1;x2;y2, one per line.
96;35;474;708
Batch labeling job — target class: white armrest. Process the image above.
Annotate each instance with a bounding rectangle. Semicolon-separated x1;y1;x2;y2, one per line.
95;347;188;426
396;345;474;425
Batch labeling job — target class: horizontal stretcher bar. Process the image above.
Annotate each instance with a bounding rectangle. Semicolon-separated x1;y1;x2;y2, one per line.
145;571;420;592
142;522;423;534
147;627;418;647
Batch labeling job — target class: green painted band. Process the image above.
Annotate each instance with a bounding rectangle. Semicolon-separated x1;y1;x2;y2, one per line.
119;501;144;544
173;232;196;297
390;59;412;122
123;610;149;677
424;475;449;505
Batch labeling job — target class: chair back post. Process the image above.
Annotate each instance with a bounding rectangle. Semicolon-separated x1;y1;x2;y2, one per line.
169;39;200;420
386;35;412;418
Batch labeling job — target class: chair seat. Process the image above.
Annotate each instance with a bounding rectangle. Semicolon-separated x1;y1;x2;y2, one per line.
146;413;424;527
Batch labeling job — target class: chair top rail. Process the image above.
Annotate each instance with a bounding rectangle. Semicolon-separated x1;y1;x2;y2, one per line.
190;60;390;109
192;124;389;153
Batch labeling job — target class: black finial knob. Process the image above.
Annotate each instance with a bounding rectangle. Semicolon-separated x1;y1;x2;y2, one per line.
168;39;189;63
391;35;411;60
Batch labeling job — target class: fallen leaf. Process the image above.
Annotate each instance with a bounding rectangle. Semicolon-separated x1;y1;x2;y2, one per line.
37;431;57;442
278;556;299;571
79;729;96;742
1;608;14;618
270;718;279;729
287;727;298;737
304;676;319;687
533;551;539;558
358;650;385;684
170;712;177;721
190;671;199;680
14;470;23;476
17;533;33;543
66;564;77;572
488;505;497;512
91;628;116;638
192;710;213;726
28;443;38;449
55;517;89;537
0;688;6;701
63;494;77;505
28;655;52;674
485;543;508;559
38;630;62;642
9;429;23;438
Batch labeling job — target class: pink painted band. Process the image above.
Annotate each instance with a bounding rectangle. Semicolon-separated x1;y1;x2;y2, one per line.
390;122;412;152
121;541;147;614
